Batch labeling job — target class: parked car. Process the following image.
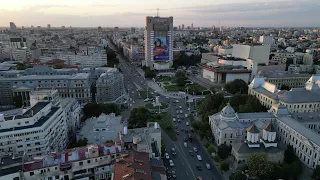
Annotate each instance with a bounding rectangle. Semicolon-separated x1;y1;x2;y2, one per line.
197;155;202;161
169;160;174;167
206;163;211;169
171;171;176;178
176;130;180;135
173;118;176;122
184;142;187;147
186;122;189;126
165;153;170;159
184;137;187;142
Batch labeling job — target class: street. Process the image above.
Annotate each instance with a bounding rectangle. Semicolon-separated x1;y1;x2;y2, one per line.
108;40;223;180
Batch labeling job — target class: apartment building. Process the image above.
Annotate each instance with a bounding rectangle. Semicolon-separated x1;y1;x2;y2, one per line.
0;101;68;159
95;68;126;104
249;74;320;113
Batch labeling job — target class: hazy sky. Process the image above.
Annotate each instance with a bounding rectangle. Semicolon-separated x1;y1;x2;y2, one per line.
0;0;319;27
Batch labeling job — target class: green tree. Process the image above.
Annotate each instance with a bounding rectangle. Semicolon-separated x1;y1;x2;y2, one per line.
128;106;151;128
220;161;229;171
83;103;120;118
224;79;248;94
217;144;231;160
312;165;320;180
174;71;187;87
197;93;224;116
16;63;26;70
238;95;267;113
247;153;275;179
284;145;298;164
207;145;215;155
13;95;23;108
229;170;247;180
71;138;88;148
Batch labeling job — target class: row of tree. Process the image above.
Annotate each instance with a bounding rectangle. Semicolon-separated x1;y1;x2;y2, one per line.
104;46;119;67
82;102;121;119
141;66;156;79
172;52;202;68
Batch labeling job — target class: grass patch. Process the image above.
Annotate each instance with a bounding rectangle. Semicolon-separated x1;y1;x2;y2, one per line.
187;84;210;95
139;90;154;99
150;113;177;141
145;102;169;109
155;76;173;82
164;85;185;91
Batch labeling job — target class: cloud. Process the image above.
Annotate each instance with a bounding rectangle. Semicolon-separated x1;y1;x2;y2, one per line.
0;0;318;27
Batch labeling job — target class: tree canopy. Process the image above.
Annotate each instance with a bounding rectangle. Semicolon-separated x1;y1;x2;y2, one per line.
247;153;275;179
128;106;152;128
174;71;188;87
217;144;231;160
70;138;88;148
13;95;23;108
224;79;248;94
280;84;291;91
172;52;202;68
142;66;156;79
83;103;120;119
105;46;119;67
312;165;320;180
229;170;247;180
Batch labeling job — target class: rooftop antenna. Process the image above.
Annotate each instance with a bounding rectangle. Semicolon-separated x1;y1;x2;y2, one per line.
156;8;159;17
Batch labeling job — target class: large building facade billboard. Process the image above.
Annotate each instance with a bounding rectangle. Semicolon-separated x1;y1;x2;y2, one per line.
153;36;169;61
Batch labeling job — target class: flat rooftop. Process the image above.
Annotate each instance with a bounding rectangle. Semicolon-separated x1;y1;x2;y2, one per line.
4;102;50;121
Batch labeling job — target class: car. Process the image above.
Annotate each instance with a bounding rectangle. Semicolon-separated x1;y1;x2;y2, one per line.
180;110;183;114
196;164;202;171
173;118;176;122
206;163;211;169
165;153;170;159
190;128;194;132
184;137;187;142
176;130;180;135
174;125;178;129
184;142;187;147
181;128;184;132
177;115;180;118
171;171;176;178
171;148;176;156
178;119;181;123
176;110;179;114
166;96;169;99
175;100;179;103
189;150;194;156
197;155;202;161
186;122;189;126
173;115;176;118
193;147;198;152
169;160;174;167
185;129;188;133
179;106;182;109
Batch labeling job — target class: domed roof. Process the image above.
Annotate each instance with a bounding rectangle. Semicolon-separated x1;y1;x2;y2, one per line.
221;103;235;118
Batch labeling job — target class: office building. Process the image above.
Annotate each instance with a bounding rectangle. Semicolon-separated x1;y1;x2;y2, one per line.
9;37;27;49
181;24;185;30
0;101;68;159
232;44;271;65
47;24;51;29
9;22;17;33
191;23;193;29
259;35;275;45
144;16;173;70
95;68;126;104
248;74;320;112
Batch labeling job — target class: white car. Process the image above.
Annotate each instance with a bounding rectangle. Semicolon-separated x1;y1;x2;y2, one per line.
193;147;198;152
165;153;170;159
186;122;189;126
179;106;182;109
180;110;183;114
197;155;202;161
175;100;179;103
166;96;169;99
206;163;211;169
169;160;174;166
173;118;176;122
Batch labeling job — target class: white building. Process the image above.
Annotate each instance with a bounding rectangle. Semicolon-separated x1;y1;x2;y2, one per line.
0;101;68;159
259;36;275;45
200;54;258;83
78;113;123;145
12;48;27;61
232;44;270;65
249;74;320;112
144;16;173;70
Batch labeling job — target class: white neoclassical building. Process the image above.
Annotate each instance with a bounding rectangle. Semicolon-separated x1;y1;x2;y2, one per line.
209;102;320;169
248;74;320;113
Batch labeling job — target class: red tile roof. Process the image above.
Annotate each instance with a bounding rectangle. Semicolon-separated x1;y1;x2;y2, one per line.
113;151;152;180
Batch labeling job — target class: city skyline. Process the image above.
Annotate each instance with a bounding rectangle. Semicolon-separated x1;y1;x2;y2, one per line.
0;0;319;27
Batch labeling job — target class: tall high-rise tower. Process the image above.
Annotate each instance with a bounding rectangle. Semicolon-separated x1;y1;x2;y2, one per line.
9;22;17;33
47;24;51;29
144;16;173;70
191;23;193;29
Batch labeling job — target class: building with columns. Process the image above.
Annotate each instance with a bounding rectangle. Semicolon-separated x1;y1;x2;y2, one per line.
209;102;320;169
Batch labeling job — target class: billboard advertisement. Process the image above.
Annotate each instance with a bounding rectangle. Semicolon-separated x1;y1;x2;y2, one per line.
131;46;139;61
153;36;169;61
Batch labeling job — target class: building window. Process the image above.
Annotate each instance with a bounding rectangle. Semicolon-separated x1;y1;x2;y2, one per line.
30;172;34;176
87;160;91;164
79;161;83;166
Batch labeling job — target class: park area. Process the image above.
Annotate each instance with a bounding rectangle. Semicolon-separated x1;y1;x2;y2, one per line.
151;113;177;141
